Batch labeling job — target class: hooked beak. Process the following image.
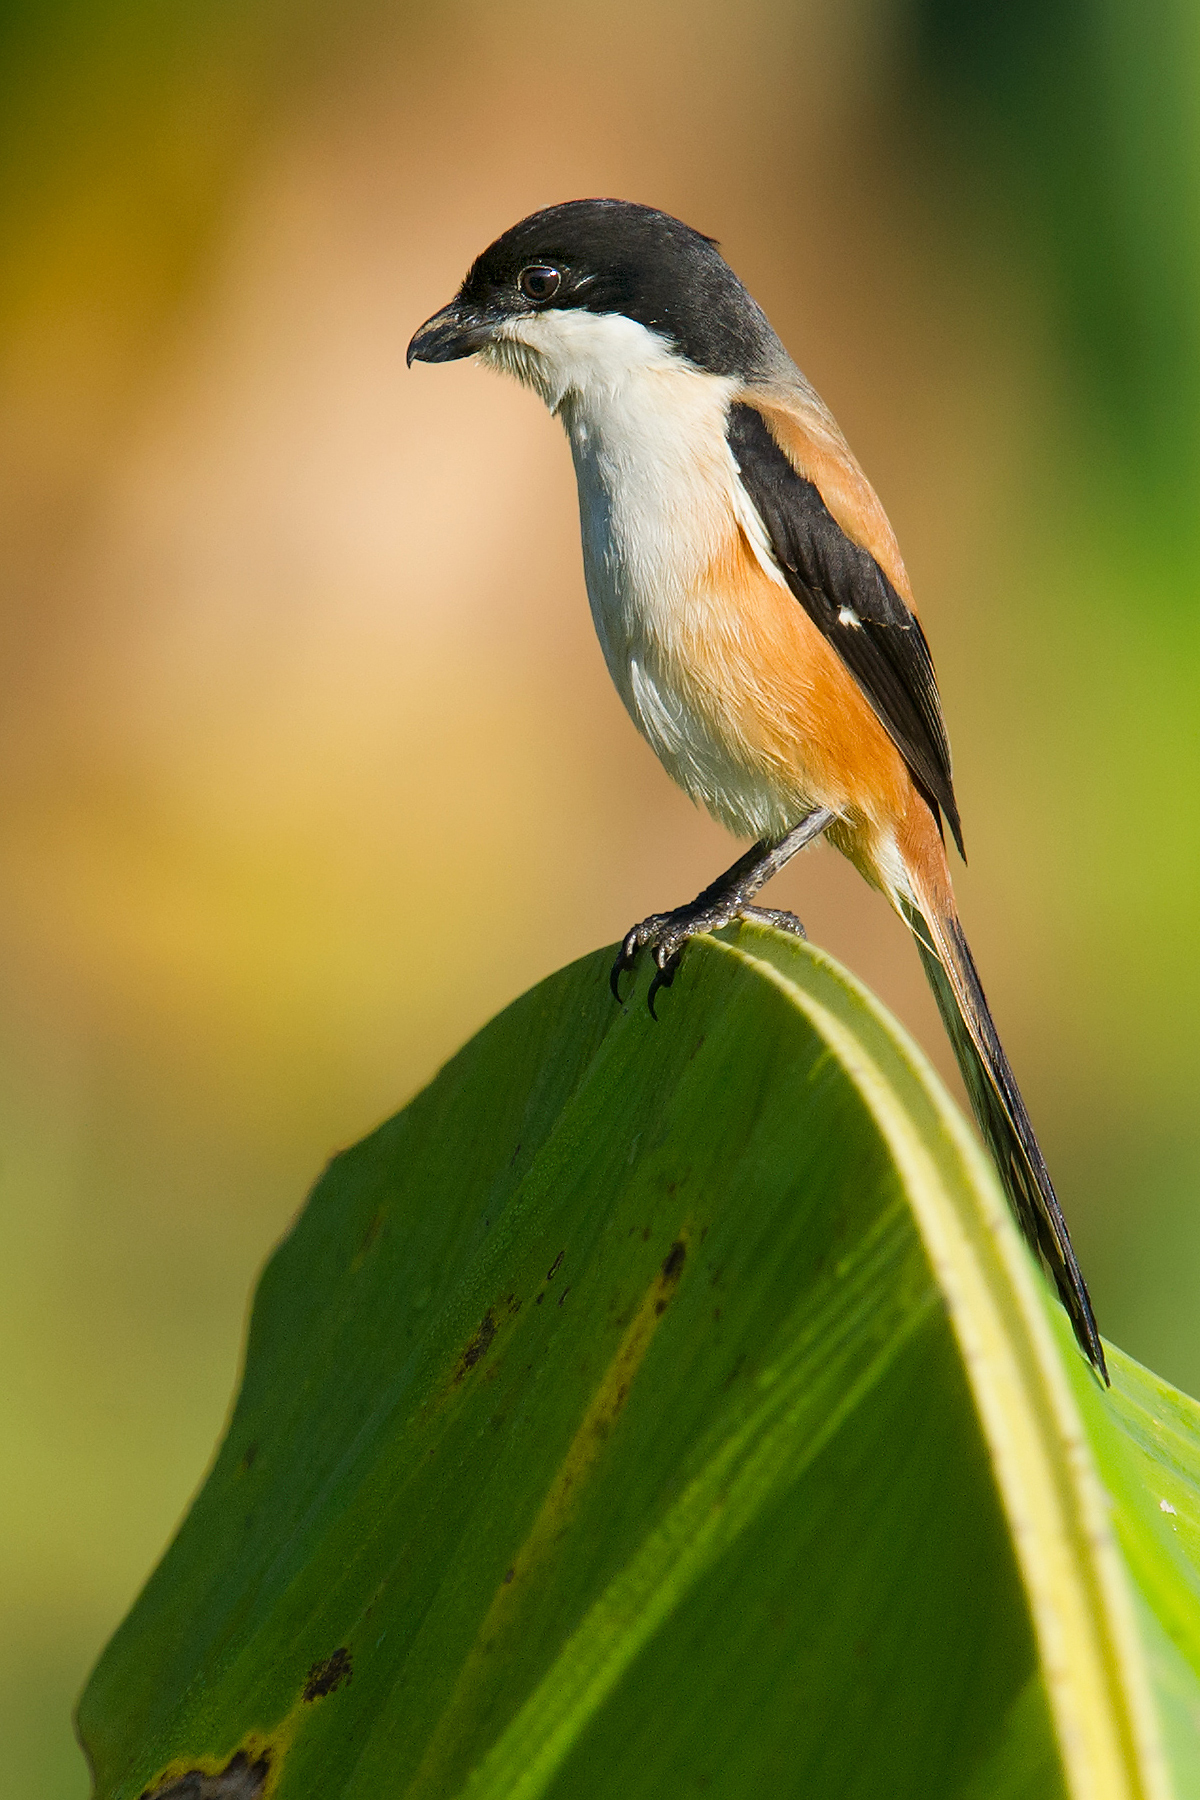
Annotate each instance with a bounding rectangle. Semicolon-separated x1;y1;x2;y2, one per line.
406;298;495;366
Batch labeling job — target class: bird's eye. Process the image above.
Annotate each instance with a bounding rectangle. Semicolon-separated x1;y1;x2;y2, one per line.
518;264;562;302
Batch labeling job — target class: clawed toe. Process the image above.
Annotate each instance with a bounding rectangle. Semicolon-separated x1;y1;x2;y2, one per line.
646;946;682;1019
610;902;734;1013
739;906;806;939
610;913;671;1002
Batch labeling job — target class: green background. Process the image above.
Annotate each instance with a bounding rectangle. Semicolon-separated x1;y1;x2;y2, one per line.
1;1;1198;1794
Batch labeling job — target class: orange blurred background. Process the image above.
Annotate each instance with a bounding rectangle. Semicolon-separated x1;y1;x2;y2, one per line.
2;1;1198;1791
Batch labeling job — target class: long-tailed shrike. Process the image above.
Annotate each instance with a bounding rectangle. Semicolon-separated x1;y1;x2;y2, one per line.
408;198;1105;1379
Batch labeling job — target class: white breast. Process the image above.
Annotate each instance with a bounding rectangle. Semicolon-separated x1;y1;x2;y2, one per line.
481;309;796;837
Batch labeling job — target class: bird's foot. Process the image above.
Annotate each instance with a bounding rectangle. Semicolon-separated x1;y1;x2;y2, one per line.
611;899;805;1018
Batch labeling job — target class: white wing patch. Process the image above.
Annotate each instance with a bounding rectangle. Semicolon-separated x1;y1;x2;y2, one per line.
727;455;789;590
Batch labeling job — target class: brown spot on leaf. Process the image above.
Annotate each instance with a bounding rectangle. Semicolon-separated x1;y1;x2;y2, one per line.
661;1240;687;1284
455;1311;497;1381
142;1750;269;1799
303;1646;353;1701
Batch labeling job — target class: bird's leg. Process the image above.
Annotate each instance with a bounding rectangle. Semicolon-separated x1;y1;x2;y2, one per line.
612;806;836;1015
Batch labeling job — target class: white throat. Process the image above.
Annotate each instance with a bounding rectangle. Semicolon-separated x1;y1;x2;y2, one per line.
481;306;740;615
481;307;682;408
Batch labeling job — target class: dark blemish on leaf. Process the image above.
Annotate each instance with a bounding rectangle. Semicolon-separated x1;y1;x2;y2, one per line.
661;1240;687;1283
557;1286;570;1306
536;1292;544;1305
239;1442;258;1471
547;1251;564;1280
505;1293;521;1316
713;1308;722;1322
303;1646;353;1701
356;1208;385;1260
141;1749;270;1798
641;1226;651;1242
508;1140;522;1166
655;1240;687;1313
455;1311;497;1380
503;1566;515;1583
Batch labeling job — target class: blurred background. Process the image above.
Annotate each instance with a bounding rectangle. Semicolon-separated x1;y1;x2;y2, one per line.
1;0;1197;1791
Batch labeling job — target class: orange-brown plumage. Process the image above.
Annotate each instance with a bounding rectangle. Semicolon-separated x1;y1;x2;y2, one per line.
680;524;915;850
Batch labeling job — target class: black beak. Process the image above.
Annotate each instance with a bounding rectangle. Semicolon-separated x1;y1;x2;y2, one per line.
406;298;495;366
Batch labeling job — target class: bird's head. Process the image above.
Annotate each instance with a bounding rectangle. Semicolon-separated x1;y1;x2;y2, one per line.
406;198;785;409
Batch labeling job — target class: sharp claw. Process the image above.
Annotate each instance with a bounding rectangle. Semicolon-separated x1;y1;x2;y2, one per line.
611;929;644;1005
646;953;681;1020
613;909;713;1019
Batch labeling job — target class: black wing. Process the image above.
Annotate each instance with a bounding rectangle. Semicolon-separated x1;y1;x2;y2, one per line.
728;401;963;857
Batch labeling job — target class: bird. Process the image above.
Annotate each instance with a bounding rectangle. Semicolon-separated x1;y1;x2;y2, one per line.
407;197;1106;1380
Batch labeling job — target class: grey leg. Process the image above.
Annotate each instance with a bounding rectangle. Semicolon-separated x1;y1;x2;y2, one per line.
611;806;836;1015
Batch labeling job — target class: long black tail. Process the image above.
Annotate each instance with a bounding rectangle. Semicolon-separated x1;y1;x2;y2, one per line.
904;897;1107;1381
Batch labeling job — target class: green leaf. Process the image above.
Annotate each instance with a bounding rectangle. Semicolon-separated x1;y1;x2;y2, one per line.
77;926;1200;1799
